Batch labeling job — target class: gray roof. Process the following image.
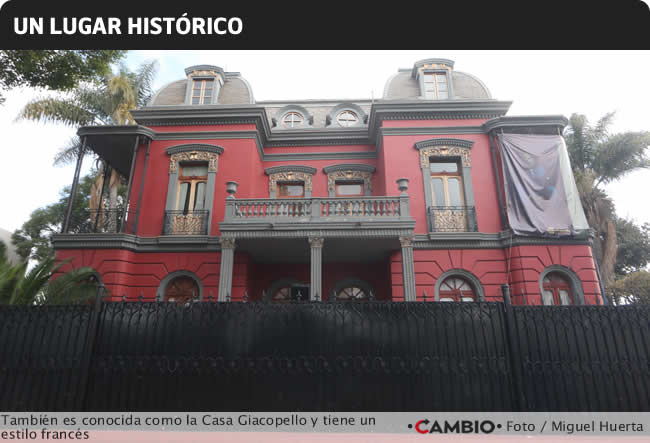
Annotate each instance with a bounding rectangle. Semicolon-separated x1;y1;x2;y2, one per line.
383;70;491;100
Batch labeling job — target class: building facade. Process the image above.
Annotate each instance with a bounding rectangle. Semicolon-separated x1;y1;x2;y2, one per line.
53;58;604;305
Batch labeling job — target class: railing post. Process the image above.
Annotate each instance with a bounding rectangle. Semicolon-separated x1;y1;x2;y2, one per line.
501;283;525;411
311;198;320;220
308;237;324;301
399;235;417;302
77;283;105;410
399;195;410;218
218;238;236;302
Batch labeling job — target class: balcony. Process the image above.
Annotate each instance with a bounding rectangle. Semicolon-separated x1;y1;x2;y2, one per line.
65;208;135;234
221;196;414;232
163;210;209;235
427;206;477;232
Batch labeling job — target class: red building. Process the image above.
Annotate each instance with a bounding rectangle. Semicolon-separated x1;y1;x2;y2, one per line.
53;58;604;306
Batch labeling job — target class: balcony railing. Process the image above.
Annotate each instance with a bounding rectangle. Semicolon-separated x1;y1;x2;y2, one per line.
163;210;209;235
65;208;135;234
428;206;478;232
223;196;411;224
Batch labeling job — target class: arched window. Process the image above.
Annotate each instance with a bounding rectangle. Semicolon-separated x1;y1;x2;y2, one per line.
266;280;309;303
336;110;359;127
542;272;573;305
336;286;369;301
282;112;305;128
164;276;200;303
438;276;476;302
435;270;484;302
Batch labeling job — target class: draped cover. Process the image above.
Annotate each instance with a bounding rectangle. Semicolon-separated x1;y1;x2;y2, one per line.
497;134;589;236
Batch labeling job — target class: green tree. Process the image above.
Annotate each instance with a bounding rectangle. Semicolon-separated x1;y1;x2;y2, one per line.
0;50;124;105
563;113;650;289
11;171;127;262
609;271;650;305
0;254;97;306
16;61;157;214
615;217;650;275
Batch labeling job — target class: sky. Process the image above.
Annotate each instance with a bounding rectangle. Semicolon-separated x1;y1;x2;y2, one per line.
1;50;649;234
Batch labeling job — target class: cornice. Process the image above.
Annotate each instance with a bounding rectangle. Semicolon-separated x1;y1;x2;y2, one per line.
482;115;569;133
184;65;225;77
380;126;485;136
77;125;155;140
51;234;222;252
412;231;593;249
322;164;376;174
165;144;224;155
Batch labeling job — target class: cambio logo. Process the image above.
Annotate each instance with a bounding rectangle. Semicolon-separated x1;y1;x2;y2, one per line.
408;419;498;434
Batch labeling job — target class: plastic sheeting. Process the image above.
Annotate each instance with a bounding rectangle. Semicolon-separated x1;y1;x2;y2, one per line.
497;134;589;236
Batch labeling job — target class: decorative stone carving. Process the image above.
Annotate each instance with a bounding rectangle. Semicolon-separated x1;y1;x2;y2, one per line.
269;172;313;193
308;237;325;248
220;238;236;249
326;170;372;192
419;146;471;169
399;235;414;248
170;151;219;173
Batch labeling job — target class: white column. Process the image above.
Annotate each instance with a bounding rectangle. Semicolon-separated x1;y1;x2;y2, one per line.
400;235;416;302
218;238;236;301
309;237;324;301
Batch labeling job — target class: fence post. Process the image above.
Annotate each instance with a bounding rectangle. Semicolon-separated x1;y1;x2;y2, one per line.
76;283;105;410
501;284;525;411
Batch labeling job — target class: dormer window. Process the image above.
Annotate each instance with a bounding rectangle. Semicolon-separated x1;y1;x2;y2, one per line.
423;72;448;100
183;65;224;106
336;110;359;127
191;79;214;105
281;112;305;128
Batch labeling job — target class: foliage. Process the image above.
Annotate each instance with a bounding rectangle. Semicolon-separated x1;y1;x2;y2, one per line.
0;50;124;105
11;171;126;262
0;255;97;306
609;271;650;305
615;217;650;275
564;113;650;288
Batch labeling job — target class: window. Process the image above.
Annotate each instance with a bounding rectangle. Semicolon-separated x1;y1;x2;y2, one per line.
438;276;476;302
177;164;208;214
336;286;369;301
281;112;304;128
277;182;305;198
336;110;359;127
430;161;464;207
423;72;449;99
335;181;364;197
542;272;573;305
272;285;309;302
164;276;200;303
191;79;214;105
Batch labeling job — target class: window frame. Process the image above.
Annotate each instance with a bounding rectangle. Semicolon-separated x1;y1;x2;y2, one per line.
538;265;585;305
434;269;484;302
281;112;305;128
419;69;453;100
190;78;215;105
334;180;365;197
429;160;465;207
336;110;360;127
277;181;305;198
176;163;208;213
157;270;204;302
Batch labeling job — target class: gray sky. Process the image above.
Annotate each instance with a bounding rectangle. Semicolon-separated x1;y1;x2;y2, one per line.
1;50;649;233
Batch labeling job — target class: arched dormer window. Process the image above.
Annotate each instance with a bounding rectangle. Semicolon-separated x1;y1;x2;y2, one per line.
326;103;368;128
272;105;314;129
184;65;225;105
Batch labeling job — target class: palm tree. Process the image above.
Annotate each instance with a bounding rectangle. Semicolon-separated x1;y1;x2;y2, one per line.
0;254;98;305
564;113;650;289
16;61;157;214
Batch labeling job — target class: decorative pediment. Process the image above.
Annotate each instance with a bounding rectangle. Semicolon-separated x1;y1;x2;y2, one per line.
166;144;224;173
265;166;316;193
414;138;474;169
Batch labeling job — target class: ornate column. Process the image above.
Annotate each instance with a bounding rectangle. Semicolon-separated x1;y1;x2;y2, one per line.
399;235;417;302
308;237;324;301
218;238;236;301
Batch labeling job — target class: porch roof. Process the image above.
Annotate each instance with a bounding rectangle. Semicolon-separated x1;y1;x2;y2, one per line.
77;125;155;176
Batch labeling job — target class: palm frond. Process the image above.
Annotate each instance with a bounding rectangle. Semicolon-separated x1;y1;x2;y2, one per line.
53;136;85;166
15;97;96;127
133;60;158;107
592;131;650;185
39;266;98;305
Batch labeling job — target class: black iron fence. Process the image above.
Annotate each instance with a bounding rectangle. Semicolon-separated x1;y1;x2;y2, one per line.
0;291;648;411
428;206;478;232
162;210;209;235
